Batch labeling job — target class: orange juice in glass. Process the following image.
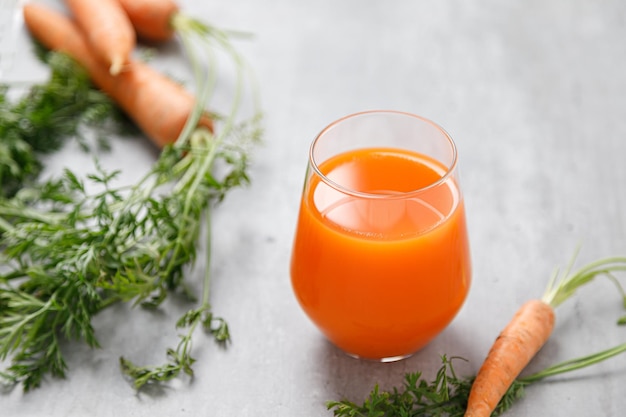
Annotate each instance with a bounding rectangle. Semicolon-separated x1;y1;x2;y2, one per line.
290;110;471;361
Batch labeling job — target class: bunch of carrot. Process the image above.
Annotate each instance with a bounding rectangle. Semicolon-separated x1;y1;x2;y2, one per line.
23;0;241;149
8;0;260;391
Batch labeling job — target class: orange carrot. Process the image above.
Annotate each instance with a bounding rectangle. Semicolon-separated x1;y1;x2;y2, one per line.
116;0;180;43
464;299;555;417
464;255;626;416
23;3;212;148
64;0;136;75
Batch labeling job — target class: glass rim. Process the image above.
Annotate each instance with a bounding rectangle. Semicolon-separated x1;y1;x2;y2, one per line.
309;110;459;199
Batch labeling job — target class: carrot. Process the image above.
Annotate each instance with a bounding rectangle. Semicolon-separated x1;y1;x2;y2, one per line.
116;0;180;43
64;0;136;75
464;300;554;417
464;256;626;417
23;3;212;148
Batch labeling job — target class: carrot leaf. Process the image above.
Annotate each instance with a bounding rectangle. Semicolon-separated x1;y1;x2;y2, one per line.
0;50;136;197
110;12;261;391
327;355;524;417
328;341;626;417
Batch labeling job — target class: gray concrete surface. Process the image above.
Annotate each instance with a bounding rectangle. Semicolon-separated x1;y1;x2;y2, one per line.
2;0;626;416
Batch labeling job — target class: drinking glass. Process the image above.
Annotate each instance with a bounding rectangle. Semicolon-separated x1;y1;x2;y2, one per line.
290;110;471;361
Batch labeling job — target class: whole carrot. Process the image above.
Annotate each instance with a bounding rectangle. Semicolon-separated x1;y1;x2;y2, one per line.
116;0;180;43
64;0;135;75
464;256;626;417
23;3;212;148
464;300;554;417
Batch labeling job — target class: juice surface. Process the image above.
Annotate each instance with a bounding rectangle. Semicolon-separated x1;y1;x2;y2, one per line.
290;147;471;359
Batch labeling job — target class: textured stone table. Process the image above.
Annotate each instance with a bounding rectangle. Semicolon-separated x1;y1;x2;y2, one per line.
2;0;625;416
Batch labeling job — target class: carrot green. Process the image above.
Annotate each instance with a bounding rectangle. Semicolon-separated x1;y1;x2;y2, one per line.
0;49;134;197
0;16;261;391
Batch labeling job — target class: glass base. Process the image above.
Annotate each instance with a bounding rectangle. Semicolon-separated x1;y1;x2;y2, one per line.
344;351;414;363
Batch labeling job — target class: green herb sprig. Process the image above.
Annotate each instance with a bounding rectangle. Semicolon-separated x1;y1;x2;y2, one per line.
0;49;135;197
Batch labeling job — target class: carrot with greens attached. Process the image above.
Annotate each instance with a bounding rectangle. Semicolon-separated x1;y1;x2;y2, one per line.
3;1;260;392
116;0;249;54
464;255;626;417
116;0;180;43
23;3;212;148
64;0;135;75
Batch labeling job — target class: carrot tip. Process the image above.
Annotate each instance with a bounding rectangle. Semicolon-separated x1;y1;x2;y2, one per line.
110;58;123;76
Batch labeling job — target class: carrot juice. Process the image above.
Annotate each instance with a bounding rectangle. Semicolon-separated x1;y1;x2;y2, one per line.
290;146;471;360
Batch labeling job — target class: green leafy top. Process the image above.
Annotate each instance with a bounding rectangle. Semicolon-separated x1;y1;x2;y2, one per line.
0;19;262;391
0;49;136;197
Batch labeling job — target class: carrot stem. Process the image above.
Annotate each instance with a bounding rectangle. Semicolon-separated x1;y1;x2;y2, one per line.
542;256;626;308
202;208;213;305
520;342;626;384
